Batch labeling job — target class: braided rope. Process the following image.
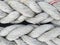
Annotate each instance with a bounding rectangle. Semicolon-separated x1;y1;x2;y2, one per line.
0;0;59;24
0;0;60;45
0;24;60;45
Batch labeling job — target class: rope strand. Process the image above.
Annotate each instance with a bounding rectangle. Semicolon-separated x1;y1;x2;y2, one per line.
0;0;60;24
0;24;60;45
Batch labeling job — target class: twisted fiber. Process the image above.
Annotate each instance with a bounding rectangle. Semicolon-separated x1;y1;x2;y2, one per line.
0;0;60;45
0;24;60;45
44;0;60;26
0;0;60;24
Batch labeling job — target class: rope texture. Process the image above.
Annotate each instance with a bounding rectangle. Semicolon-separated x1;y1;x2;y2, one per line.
0;0;60;45
0;24;60;45
0;0;60;24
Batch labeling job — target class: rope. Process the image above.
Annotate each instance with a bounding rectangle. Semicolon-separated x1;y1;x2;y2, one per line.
0;24;60;45
0;0;60;45
0;0;60;24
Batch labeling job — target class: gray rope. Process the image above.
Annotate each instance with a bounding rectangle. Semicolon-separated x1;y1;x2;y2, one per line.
0;24;60;45
0;0;60;24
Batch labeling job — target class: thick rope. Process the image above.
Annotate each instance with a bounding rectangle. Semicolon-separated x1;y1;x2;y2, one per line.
0;0;60;24
0;24;60;45
0;0;60;45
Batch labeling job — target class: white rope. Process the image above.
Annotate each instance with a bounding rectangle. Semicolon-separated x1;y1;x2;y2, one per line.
0;24;60;45
0;0;60;45
0;0;60;24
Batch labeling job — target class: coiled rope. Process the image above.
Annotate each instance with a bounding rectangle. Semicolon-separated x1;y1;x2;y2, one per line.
0;0;60;24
